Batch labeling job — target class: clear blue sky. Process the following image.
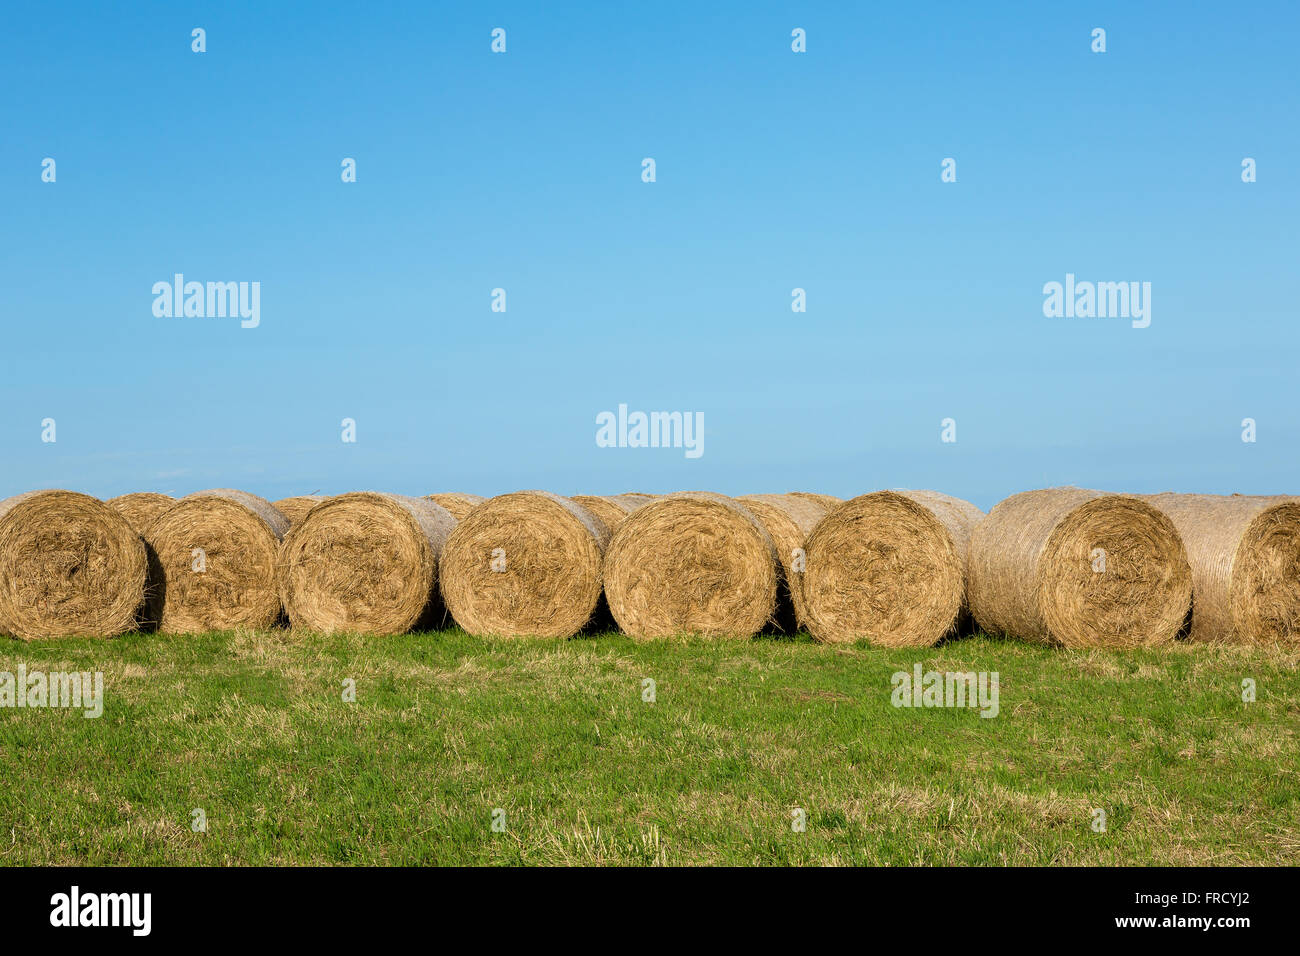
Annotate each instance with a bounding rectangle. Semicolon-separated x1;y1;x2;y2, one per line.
2;1;1296;511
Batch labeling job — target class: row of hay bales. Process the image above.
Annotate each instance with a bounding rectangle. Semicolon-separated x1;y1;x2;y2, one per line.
0;487;1297;647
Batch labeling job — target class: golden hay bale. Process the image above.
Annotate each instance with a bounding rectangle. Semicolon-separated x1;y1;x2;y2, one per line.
279;493;455;634
611;493;652;507
737;493;836;632
796;491;983;646
145;489;289;633
105;492;176;630
570;494;651;535
425;493;486;521
0;490;147;640
439;492;609;638
788;492;843;509
968;487;1191;649
1145;493;1300;645
106;492;175;536
272;495;327;528
603;492;778;638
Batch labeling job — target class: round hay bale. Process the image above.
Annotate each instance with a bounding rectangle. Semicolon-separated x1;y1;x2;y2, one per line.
106;492;175;536
0;490;146;640
611;493;652;508
968;487;1191;649
106;492;176;630
279;493;455;634
738;493;836;632
796;490;983;646
788;492;843;509
425;493;486;521
603;492;778;638
1145;493;1300;645
439;492;609;638
272;495;327;528
570;494;651;536
145;489;289;633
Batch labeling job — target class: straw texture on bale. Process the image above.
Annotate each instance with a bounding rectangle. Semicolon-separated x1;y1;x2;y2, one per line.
272;495;327;528
439;492;609;638
106;492;175;629
570;494;650;536
425;493;486;521
0;490;147;640
1145;493;1300;645
968;488;1191;649
106;492;175;536
788;492;844;509
279;493;455;634
603;492;779;638
614;494;653;507
145;489;289;633
797;490;984;646
738;493;835;632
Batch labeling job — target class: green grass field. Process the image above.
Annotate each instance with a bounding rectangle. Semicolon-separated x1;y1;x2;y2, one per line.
1;629;1296;866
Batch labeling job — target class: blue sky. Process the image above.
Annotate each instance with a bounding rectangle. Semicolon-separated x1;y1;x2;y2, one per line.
2;1;1296;511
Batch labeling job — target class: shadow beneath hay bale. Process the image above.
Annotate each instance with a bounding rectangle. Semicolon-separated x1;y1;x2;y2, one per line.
759;577;800;639
576;591;616;638
933;607;981;647
1176;598;1195;641
418;592;455;633
134;539;166;633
